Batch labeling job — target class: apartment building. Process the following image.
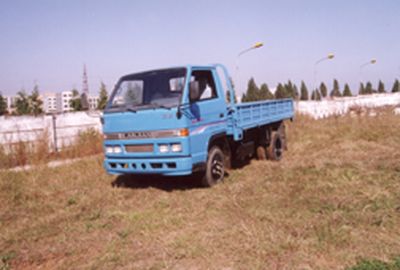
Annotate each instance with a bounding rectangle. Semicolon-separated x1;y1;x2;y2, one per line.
41;93;57;114
56;91;74;112
5;96;16;114
4;91;103;114
88;95;99;110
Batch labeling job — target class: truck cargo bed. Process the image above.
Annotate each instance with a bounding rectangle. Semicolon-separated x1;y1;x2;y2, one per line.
235;99;294;130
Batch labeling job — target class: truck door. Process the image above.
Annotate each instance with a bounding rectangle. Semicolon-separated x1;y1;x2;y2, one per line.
188;69;227;164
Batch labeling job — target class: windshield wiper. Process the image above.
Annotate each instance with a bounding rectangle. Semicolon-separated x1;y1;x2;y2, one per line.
149;103;171;110
125;105;137;113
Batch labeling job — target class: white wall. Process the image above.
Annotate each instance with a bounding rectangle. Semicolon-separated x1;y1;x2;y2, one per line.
1;93;399;152
0;111;101;151
296;93;400;119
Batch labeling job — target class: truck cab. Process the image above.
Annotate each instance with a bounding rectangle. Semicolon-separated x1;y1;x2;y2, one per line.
102;64;294;186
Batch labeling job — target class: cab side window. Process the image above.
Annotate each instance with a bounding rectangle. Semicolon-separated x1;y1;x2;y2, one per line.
190;70;217;101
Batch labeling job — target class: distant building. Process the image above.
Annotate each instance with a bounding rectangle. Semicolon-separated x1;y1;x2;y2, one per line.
56;91;74;112
41;93;57;114
4;90;102;114
5;96;16;114
88;95;99;110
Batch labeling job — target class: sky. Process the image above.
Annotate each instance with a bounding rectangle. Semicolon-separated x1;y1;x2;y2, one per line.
1;0;400;97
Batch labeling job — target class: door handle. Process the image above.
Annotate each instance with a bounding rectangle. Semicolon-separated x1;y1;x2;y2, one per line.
219;113;224;118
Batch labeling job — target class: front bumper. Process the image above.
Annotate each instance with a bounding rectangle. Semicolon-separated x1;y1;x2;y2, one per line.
104;156;194;176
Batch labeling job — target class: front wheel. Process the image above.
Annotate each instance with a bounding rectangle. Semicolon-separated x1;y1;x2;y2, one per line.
201;146;225;187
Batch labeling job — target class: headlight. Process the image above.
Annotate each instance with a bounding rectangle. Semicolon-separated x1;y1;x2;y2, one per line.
159;144;169;153
171;143;182;152
106;146;113;154
113;146;122;154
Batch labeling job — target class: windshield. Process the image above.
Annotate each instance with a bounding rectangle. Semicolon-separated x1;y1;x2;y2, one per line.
107;68;186;111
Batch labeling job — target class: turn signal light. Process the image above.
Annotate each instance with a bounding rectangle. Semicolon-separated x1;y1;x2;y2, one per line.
179;128;189;137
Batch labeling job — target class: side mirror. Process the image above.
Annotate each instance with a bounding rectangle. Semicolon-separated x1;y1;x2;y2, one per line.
189;81;200;102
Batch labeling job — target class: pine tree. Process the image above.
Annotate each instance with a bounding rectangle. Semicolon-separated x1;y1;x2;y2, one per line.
97;82;108;110
15;90;31;115
311;90;316;100
330;79;342;97
293;84;299;100
319;82;328;98
241;93;247;102
315;90;321;101
358;83;365;95
391;79;399;93
284;80;295;99
244;78;260;102
0;93;7;115
300;81;309;101
259;83;273;100
70;89;82;111
30;84;43;116
343;83;352;97
377;80;385;93
275;83;286;99
365;81;373;94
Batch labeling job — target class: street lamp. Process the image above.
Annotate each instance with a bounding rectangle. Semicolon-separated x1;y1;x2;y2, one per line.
359;58;377;84
237;42;264;58
235;42;264;101
235;42;264;71
313;53;335;97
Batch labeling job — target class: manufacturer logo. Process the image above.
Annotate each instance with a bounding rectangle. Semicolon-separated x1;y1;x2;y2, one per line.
119;132;152;139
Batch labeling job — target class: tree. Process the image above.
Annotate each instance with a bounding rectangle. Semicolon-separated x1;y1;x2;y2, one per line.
365;81;373;94
97;82;108;110
30;84;43;116
316;90;321;101
70;89;82;111
241;93;247;102
259;83;274;100
293;84;299;100
274;83;286;99
358;82;365;95
319;82;328;98
311;90;316;100
243;78;260;102
343;83;352;97
311;90;322;101
15;90;31;115
0;93;7;115
330;79;342;97
377;80;385;93
391;79;399;93
284;80;295;99
300;81;309;101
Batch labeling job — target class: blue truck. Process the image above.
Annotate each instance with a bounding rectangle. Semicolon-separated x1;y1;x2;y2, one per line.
102;64;294;186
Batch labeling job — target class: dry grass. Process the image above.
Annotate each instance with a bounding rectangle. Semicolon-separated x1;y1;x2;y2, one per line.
0;112;400;269
0;128;103;169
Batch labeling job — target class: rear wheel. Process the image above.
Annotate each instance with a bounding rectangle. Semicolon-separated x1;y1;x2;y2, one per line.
266;131;283;161
201;146;225;187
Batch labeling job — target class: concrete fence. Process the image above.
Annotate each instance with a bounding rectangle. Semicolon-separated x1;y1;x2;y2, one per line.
1;93;400;150
0;111;102;151
295;93;400;119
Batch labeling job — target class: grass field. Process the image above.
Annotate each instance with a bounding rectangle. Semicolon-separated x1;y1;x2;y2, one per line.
1;112;400;269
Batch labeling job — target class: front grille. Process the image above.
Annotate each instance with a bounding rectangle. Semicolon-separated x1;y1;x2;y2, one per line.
125;144;154;153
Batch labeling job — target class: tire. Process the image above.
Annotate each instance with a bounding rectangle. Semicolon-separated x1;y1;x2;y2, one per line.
266;131;283;161
201;146;225;187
